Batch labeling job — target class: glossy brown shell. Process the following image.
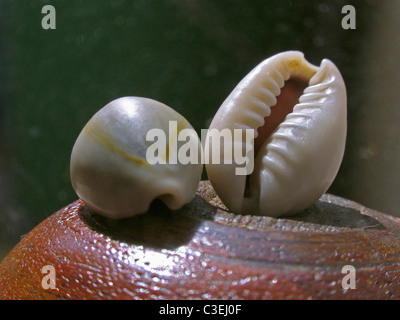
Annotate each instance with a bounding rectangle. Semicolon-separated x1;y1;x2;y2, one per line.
0;181;400;299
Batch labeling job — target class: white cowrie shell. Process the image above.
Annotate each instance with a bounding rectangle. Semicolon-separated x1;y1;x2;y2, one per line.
70;96;203;218
205;51;347;217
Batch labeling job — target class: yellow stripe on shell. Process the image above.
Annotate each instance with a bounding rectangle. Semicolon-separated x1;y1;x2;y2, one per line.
84;122;151;167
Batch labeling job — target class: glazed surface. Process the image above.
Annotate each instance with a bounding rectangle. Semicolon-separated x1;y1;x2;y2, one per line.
0;181;399;300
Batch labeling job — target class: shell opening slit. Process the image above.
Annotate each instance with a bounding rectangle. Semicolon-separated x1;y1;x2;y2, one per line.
245;75;313;202
253;78;311;156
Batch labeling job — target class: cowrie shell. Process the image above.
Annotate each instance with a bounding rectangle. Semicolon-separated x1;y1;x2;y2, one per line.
70;96;203;218
205;51;347;217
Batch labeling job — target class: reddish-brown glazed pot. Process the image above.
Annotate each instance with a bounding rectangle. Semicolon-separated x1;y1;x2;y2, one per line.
0;181;400;299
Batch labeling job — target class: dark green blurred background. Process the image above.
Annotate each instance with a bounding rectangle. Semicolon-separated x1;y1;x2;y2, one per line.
1;0;399;259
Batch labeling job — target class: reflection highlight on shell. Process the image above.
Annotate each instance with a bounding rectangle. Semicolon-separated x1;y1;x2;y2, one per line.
205;51;347;217
70;96;203;218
